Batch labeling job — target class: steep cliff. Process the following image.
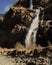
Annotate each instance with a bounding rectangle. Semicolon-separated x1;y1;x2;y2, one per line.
0;0;52;48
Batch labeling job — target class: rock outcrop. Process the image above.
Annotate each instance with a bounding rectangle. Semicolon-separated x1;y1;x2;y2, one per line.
0;0;52;48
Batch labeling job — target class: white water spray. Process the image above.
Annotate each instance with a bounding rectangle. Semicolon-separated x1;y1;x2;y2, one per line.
25;9;40;48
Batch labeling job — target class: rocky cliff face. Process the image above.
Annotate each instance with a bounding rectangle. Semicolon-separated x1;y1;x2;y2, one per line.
0;0;52;48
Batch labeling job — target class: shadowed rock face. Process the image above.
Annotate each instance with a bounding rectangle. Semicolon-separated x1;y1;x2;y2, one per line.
33;0;49;6
14;0;30;8
44;6;52;20
36;20;52;47
14;0;52;9
0;6;35;48
0;0;52;48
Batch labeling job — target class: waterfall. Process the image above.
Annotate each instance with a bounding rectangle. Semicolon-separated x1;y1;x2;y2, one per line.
25;9;40;48
30;0;33;9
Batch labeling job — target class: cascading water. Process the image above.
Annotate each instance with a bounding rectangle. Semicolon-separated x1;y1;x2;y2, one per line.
30;0;33;9
25;9;40;48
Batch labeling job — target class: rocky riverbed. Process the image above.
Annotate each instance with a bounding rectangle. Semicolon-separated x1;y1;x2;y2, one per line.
0;55;51;65
0;47;52;65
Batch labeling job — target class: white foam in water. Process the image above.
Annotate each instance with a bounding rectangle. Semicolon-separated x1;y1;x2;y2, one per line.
25;9;40;48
